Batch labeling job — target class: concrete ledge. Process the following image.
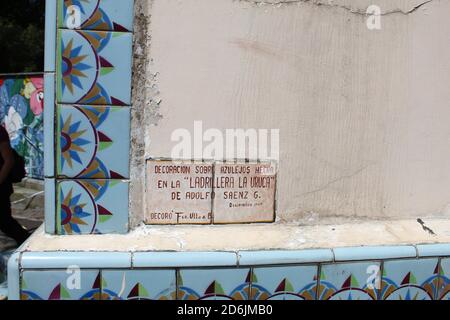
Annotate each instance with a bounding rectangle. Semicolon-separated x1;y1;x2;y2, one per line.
23;218;450;252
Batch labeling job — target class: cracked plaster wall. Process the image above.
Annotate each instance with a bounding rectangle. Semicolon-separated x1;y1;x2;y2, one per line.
130;0;450;226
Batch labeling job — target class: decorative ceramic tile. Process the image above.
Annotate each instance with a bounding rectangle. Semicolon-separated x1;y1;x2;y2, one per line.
58;0;134;32
44;179;56;234
251;266;318;300
44;73;55;178
178;268;251;300
212;162;276;224
101;270;176;300
56;179;129;235
146;160;213;224
57;29;132;105
438;258;450;300
381;258;440;300
21;270;101;300
318;262;380;300
45;0;57;72
57;105;130;179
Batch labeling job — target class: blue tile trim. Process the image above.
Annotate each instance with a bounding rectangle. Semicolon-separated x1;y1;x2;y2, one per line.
44;0;57;72
7;252;21;300
417;243;450;258
44;179;56;234
132;252;238;268
333;245;417;262
21;252;132;269
238;249;334;266
43;73;55;178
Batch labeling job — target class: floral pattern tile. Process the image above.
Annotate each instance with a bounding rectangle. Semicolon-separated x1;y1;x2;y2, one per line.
318;262;380;300
178;268;251;300
57;29;132;106
58;0;134;32
101;270;176;300
21;270;101;300
57;105;130;179
381;258;440;300
56;179;129;235
251;265;318;300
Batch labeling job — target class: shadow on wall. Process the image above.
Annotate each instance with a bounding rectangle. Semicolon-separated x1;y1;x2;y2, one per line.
0;74;44;179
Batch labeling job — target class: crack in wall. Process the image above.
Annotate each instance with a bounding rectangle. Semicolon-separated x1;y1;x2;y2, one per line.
300;164;375;197
238;0;434;16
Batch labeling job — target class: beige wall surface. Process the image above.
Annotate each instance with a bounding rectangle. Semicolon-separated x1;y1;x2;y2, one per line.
131;0;450;224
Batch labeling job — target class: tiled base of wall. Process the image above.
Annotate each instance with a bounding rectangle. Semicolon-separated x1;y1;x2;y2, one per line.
9;250;450;300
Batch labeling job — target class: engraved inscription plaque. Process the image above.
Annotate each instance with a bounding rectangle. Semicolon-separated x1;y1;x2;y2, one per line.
212;162;276;224
146;160;213;224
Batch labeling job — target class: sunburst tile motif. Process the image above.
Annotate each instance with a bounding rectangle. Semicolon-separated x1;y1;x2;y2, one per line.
101;270;176;300
60;187;91;234
21;270;100;300
318;262;380;300
251;266;318;300
56;179;129;235
60;113;91;171
57;29;132;105
178;269;250;300
61;38;92;95
381;259;440;300
58;105;130;179
59;0;134;32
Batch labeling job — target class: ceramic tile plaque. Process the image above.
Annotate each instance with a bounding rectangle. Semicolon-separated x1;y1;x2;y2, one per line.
212;162;277;224
146;160;213;224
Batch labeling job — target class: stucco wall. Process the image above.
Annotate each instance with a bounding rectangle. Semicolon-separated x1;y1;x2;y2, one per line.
131;0;450;224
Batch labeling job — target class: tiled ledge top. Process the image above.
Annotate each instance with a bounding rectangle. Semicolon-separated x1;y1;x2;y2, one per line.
16;218;450;267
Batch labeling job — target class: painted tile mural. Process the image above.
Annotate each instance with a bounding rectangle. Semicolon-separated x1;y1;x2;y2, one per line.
102;270;176;300
178;268;251;300
251;266;318;300
21;270;101;300
0;75;44;179
318;262;380;300
56;179;129;235
57;105;130;179
381;258;440;300
58;0;134;32
57;29;132;105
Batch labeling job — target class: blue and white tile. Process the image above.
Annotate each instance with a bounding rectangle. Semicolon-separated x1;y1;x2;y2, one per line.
251;265;318;300
56;179;129;235
102;270;176;300
318;262;380;300
57;29;132;106
381;258;440;300
44;179;56;234
21;270;101;300
45;0;57;71
43;73;55;178
178;268;251;300
57;105;130;179
58;0;134;32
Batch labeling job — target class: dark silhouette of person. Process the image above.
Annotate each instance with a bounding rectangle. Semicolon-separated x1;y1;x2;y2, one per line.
0;125;29;246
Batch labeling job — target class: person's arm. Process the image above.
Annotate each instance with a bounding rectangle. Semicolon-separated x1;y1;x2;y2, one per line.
0;141;14;185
